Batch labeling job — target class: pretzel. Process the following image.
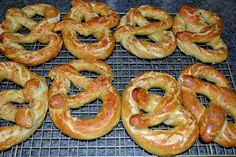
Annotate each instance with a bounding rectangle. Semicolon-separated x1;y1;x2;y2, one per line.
0;4;63;66
0;62;48;151
48;59;121;140
54;0;119;60
179;63;236;147
122;72;198;156
173;5;228;63
115;5;176;59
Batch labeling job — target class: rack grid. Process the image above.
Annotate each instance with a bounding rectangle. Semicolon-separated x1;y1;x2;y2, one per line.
0;12;236;156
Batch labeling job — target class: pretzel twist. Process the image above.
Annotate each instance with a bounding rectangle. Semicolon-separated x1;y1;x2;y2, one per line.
179;63;236;147
122;72;198;156
173;5;228;63
54;0;119;60
115;5;176;59
48;59;121;140
0;4;63;66
0;62;48;151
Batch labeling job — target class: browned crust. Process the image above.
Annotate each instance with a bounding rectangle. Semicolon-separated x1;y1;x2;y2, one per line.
122;71;199;156
48;59;121;140
173;5;227;63
115;5;176;59
179;63;236;147
0;62;48;151
54;0;119;60
0;4;62;66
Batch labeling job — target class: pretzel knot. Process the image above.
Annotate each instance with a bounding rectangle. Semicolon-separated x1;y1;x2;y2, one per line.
122;72;198;156
173;5;228;63
115;5;176;59
0;62;48;151
54;0;119;60
48;59;121;140
179;63;236;147
0;4;63;66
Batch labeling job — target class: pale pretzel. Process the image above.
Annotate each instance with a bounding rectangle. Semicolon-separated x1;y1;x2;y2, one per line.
48;59;121;140
179;63;236;147
173;5;228;63
54;0;119;60
0;62;48;151
115;5;176;59
0;4;63;66
122;72;198;156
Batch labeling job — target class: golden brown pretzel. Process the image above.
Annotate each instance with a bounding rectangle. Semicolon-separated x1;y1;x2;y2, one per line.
179;63;236;147
122;72;198;156
54;0;119;60
0;4;63;66
115;5;176;59
0;62;48;151
48;59;121;140
173;5;228;63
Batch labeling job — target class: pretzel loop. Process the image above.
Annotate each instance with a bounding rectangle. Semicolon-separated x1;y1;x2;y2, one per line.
54;0;119;60
122;72;198;156
0;4;62;66
173;5;228;63
0;62;48;151
48;60;121;140
179;64;236;147
115;5;176;59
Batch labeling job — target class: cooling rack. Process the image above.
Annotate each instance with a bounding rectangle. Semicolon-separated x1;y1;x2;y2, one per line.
0;12;236;157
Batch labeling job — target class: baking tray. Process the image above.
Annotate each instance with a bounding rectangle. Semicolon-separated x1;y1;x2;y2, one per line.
0;9;236;157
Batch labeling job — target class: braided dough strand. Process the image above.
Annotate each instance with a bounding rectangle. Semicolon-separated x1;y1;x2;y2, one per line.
115;5;176;59
48;59;121;140
0;62;48;151
122;72;198;156
0;4;62;66
179;63;236;147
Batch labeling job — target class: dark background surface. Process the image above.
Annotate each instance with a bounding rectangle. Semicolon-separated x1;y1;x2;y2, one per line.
0;0;235;77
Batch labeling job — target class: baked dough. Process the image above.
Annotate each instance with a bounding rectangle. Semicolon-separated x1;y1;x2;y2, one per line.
122;71;198;156
48;59;121;139
0;4;62;66
179;63;236;147
54;0;119;59
173;5;228;63
115;5;176;59
0;62;48;151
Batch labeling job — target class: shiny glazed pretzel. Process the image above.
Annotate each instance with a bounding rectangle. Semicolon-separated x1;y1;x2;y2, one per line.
115;5;176;59
0;62;48;151
179;63;236;147
122;72;198;156
0;4;63;66
54;0;119;60
48;59;121;140
173;5;228;63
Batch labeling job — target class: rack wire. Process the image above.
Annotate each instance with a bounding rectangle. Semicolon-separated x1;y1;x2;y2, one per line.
0;12;236;156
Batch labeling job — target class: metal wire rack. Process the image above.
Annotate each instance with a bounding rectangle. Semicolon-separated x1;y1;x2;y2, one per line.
0;12;236;157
